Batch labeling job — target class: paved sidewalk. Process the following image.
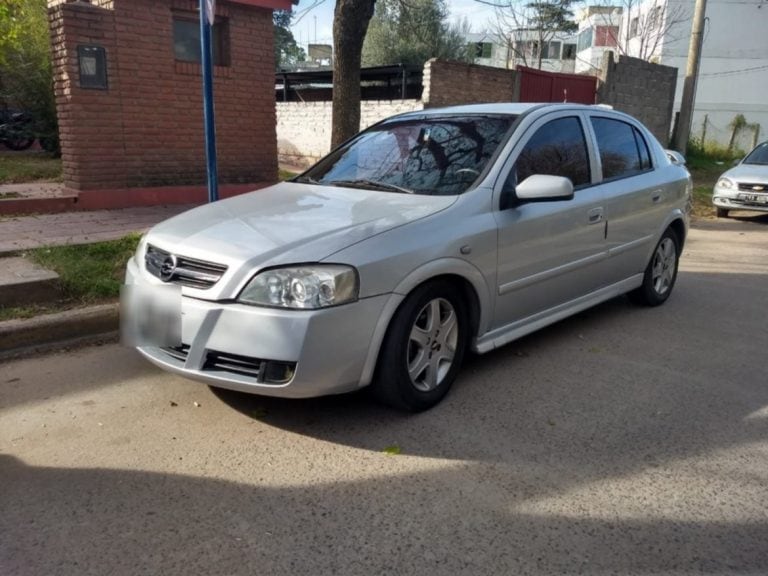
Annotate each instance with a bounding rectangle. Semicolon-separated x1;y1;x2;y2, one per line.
0;205;192;254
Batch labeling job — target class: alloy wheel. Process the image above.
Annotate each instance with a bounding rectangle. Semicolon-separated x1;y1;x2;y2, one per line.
406;298;458;392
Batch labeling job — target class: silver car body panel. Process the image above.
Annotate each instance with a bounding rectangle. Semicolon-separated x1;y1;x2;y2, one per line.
126;103;690;399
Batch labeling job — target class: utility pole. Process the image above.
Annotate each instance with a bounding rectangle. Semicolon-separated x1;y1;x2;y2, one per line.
674;0;707;153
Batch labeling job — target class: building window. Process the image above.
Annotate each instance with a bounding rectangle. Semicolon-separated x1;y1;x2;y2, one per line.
541;41;561;60
562;44;577;60
173;14;229;66
595;26;619;47
473;42;493;59
629;17;639;38
577;28;593;52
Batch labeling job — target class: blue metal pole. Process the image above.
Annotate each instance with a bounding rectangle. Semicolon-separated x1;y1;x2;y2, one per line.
200;0;219;202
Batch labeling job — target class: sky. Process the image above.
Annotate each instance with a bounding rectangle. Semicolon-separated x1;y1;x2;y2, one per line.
288;0;499;51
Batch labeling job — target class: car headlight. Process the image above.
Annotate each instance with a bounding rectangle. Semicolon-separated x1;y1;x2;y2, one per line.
238;265;359;309
716;178;734;189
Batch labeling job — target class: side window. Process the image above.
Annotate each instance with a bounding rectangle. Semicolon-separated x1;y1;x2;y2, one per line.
634;127;652;170
509;116;591;190
591;117;651;181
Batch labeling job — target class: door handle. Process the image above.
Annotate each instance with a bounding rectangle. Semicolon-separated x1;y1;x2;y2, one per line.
652;190;663;203
588;207;604;224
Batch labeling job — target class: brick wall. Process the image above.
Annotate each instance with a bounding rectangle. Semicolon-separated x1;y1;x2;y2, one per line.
597;52;677;145
422;59;519;108
49;0;277;191
276;100;424;167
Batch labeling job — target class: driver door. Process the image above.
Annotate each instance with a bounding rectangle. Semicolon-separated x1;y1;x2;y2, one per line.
492;112;608;330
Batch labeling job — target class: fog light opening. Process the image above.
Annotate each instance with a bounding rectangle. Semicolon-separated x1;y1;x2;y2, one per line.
262;361;296;384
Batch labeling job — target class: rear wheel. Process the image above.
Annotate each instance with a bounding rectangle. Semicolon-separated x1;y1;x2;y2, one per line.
3;136;35;151
716;207;729;218
629;228;680;307
372;281;468;412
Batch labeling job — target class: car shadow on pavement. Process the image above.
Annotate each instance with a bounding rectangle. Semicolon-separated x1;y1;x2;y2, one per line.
694;213;768;231
2;453;767;575
211;270;768;484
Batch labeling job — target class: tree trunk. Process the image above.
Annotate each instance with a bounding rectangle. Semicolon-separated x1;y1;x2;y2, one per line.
331;0;376;148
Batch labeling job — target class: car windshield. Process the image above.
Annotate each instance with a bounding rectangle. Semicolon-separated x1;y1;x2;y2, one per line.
743;142;768;165
300;115;516;196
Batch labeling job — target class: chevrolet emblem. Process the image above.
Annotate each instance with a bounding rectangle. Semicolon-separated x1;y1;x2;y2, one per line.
753;185;765;191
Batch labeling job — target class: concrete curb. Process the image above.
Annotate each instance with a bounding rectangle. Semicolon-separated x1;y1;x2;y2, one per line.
0;303;119;361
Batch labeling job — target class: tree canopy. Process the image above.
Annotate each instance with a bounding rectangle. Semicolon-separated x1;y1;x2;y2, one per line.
274;10;306;71
362;0;469;67
0;0;58;150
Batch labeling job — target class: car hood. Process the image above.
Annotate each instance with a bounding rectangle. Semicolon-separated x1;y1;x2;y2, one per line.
143;182;456;297
722;164;768;183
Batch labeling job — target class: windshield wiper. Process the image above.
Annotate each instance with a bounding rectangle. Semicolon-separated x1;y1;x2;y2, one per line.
327;178;414;194
293;175;321;184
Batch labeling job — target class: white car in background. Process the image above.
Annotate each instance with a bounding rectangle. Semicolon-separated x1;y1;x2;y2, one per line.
712;141;768;218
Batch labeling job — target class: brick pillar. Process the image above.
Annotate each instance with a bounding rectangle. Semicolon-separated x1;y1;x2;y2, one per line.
49;2;127;190
48;0;279;197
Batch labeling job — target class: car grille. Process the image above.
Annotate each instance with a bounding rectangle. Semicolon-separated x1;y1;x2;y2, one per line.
158;345;295;385
737;182;768;192
203;350;265;378
145;244;227;289
162;343;190;362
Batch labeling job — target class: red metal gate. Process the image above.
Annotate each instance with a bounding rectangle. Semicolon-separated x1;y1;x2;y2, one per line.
517;66;597;105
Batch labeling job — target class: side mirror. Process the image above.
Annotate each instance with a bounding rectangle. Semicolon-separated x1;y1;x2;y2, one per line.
516;174;574;202
665;150;687;166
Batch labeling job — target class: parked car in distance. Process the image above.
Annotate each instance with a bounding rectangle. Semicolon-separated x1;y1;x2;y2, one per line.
712;141;768;218
123;103;691;412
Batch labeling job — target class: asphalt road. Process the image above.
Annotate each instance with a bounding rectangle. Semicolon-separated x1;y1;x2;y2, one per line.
2;215;767;576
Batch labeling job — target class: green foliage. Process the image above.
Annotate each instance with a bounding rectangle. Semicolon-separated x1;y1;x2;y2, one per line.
687;137;744;163
274;10;306;71
0;0;59;153
28;234;142;303
362;0;469;67
0;151;62;183
526;0;579;34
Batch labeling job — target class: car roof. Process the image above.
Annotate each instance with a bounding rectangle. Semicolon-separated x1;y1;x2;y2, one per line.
391;102;613;120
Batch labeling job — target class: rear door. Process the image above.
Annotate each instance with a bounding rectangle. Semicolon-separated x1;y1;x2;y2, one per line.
586;114;667;281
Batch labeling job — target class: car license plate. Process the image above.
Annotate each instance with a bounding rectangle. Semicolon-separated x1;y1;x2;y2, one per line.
120;284;182;346
738;193;768;204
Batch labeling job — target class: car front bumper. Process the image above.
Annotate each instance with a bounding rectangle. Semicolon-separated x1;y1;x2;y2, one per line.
125;257;394;399
713;186;768;213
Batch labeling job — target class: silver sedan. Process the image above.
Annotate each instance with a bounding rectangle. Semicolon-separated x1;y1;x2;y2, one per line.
123;103;691;411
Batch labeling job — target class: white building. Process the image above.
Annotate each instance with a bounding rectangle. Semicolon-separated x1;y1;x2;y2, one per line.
467;30;579;73
574;6;623;74
577;0;768;147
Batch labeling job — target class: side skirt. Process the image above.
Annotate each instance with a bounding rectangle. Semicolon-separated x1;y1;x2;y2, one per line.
473;274;644;354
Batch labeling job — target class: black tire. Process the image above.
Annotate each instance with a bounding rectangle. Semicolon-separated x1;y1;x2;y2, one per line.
372;280;469;412
716;207;729;218
629;228;680;307
3;137;35;151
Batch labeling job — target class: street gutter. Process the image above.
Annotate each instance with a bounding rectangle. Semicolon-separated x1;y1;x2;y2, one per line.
0;303;119;361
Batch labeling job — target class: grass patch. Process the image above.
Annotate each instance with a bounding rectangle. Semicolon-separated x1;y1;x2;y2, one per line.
685;152;734;218
27;234;141;303
278;168;298;181
0;234;141;321
0;151;62;184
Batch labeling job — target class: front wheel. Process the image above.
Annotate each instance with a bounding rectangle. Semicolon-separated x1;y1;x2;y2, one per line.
629;228;680;306
372;281;468;412
716;207;729;218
